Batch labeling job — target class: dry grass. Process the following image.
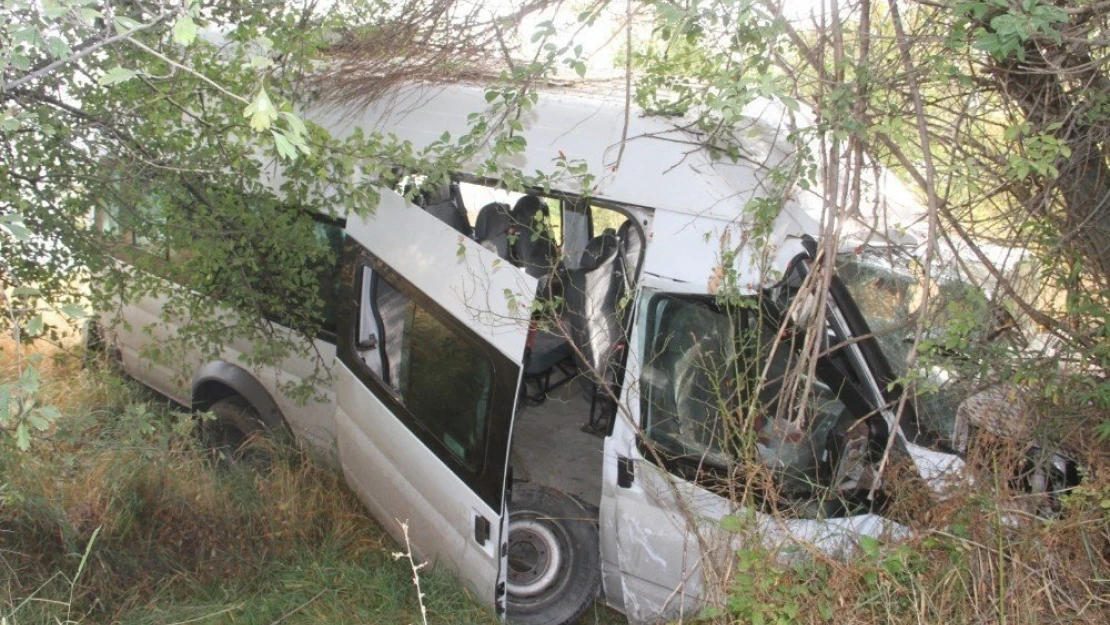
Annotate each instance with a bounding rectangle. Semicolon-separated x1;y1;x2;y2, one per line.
699;440;1110;625
2;334;1106;625
0;339;495;625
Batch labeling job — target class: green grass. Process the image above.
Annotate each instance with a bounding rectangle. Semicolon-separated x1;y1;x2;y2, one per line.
9;342;1105;625
0;344;624;625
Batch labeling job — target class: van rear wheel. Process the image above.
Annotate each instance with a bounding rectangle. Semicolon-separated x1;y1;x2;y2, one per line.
199;396;272;469
506;485;600;625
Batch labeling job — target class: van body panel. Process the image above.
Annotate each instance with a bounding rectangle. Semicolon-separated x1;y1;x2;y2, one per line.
334;362;499;592
601;297;705;623
334;187;536;611
310;84;800;228
642;211;813;294
106;276;338;453
114;292;190;404
213;335;338;454
344;186;537;360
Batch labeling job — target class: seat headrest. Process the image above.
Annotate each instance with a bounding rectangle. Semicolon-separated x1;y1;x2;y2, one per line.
410;181;453;208
474;202;513;241
580;229;619;270
512;195;548;226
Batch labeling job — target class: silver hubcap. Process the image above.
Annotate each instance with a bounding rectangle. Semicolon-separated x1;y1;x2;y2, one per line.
506;518;563;598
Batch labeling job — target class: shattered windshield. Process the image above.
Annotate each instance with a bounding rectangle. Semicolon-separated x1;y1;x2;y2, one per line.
835;249;989;446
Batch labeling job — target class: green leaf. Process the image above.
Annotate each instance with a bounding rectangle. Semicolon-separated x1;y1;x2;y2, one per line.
60;304;86;319
244;87;278;132
16;422;30;451
19;367;40;394
719;514;745;533
281;111;307;137
42;0;66;19
272;130;296;160
2;220;31;241
858;534;881;558
113;15;143;34
172;15;198;46
11;286;40;297
36;405;61;423
25;315;44;337
44;36;71;60
99;66;137;86
249;54;274;69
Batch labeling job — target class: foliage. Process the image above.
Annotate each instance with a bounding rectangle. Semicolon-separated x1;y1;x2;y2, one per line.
628;0;1110;469
0;0;570;443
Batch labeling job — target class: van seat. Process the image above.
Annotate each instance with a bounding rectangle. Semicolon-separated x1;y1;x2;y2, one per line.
511;195;560;285
415;182;473;238
521;326;575;404
474;202;515;261
563;229;623;432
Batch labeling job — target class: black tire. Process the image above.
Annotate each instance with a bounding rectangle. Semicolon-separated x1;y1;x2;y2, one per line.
199;396;272;469
81;320;112;369
506;485;600;625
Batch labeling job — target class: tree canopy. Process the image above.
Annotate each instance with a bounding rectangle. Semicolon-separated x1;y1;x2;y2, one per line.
3;0;1109;447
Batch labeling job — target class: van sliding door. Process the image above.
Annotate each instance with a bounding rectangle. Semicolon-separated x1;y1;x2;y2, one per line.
334;187;537;614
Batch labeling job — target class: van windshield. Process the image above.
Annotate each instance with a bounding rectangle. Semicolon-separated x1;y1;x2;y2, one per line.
835;249;988;445
639;287;877;505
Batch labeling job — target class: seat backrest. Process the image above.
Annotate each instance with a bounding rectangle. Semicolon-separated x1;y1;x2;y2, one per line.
416;182;473;237
616;219;643;293
511;195;559;280
564;229;622;380
473;202;514;261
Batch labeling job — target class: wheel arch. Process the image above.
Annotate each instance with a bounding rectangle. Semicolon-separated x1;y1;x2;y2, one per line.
191;361;286;431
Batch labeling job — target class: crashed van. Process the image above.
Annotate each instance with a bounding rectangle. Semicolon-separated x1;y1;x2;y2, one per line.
91;82;1070;625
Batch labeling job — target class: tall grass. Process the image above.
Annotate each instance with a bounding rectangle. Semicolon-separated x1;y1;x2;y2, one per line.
7;340;1102;625
0;340;500;625
700;442;1110;625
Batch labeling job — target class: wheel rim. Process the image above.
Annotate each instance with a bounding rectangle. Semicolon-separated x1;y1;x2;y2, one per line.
506;518;564;598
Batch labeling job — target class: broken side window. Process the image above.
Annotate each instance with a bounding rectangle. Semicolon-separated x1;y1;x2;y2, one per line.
638;290;872;507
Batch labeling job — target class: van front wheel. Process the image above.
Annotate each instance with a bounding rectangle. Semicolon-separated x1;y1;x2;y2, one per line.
505;485;600;625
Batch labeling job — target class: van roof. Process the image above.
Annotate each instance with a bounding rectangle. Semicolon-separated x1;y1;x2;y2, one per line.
308;81;925;287
311;81;796;219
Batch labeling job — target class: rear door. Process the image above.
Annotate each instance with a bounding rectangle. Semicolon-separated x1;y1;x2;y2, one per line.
333;186;537;615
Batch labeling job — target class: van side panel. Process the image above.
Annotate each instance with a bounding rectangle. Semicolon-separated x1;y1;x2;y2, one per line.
106;290;338;456
334;361;500;600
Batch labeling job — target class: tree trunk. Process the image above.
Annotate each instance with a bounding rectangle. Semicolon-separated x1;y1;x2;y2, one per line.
990;37;1110;286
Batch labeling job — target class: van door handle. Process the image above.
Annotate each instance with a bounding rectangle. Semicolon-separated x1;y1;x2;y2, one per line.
617;456;634;488
474;514;491;545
